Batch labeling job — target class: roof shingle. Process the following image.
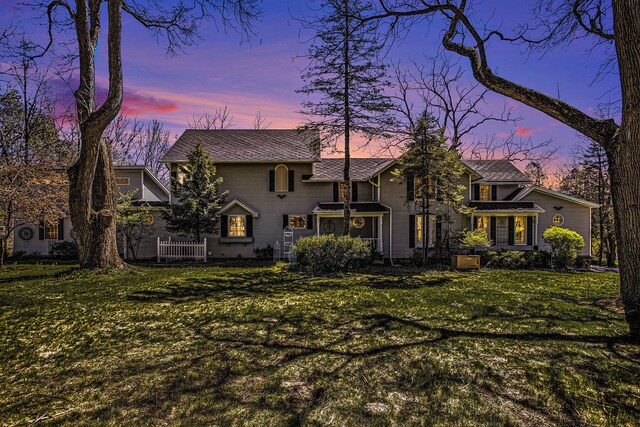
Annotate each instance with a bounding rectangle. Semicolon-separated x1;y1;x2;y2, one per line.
462;159;532;183
161;129;320;163
307;158;395;181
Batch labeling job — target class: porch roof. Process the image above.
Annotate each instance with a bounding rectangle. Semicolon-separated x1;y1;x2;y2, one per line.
313;202;390;214
468;201;545;213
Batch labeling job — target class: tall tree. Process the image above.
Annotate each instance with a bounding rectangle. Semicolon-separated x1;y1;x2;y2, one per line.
298;0;396;235
362;0;640;339
31;0;260;268
392;112;468;265
162;144;228;242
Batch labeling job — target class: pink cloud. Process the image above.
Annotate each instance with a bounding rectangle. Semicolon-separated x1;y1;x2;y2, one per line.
516;127;534;136
496;132;509;138
49;77;179;118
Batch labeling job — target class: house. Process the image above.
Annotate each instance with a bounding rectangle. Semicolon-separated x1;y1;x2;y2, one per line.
157;129;597;259
11;165;170;257
12;129;598;260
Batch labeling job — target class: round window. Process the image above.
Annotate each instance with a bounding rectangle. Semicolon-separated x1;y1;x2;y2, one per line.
552;214;564;226
352;217;365;229
145;214;155;225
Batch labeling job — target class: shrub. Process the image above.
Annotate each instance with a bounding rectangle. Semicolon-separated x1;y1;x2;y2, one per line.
455;228;493;253
50;241;79;260
483;250;551;270
543;226;584;269
575;255;593;269
254;244;274;260
291;234;371;274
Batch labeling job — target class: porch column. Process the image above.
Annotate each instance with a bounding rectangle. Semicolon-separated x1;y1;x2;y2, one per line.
316;215;320;236
378;215;383;253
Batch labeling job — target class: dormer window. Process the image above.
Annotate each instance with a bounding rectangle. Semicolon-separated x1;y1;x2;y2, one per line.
275;164;288;192
479;184;491;201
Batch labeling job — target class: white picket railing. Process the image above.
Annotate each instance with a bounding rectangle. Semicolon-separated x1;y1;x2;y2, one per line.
157;237;207;262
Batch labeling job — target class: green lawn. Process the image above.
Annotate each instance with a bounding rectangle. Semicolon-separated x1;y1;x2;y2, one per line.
0;263;638;426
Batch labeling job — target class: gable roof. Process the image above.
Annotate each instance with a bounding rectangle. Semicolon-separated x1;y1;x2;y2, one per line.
304;158;395;181
219;199;260;218
160;129;320;163
115;165;170;198
514;186;600;208
462;160;532;183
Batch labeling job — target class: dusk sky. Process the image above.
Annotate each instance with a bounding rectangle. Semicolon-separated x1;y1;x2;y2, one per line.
0;0;619;168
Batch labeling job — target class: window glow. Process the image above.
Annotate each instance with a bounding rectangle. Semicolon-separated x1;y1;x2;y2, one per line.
228;215;246;237
553;214;564;226
479;184;491;201
514;216;526;244
289;215;307;229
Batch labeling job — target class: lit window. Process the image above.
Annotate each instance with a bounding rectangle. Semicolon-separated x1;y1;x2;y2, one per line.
289;215;307;229
514;216;526;244
228;215;246;237
115;177;130;185
416;215;423;246
275;164;288;192
145;215;154;225
479;184;491;201
553;214;564;226
476;216;489;232
414;177;433;198
45;223;58;240
339;182;353;202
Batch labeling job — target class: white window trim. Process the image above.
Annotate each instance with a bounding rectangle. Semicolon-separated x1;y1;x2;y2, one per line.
288;214;307;229
227;214;247;237
275;164;288;193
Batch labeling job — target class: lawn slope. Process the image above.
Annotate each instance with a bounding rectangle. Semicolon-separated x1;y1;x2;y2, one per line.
0;264;638;426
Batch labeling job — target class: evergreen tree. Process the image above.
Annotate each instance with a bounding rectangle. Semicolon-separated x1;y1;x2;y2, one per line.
392;113;468;265
560;141;616;266
298;0;396;235
162;144;228;242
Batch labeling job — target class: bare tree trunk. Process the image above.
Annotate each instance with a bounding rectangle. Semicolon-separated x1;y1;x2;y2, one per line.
610;0;640;339
68;0;125;268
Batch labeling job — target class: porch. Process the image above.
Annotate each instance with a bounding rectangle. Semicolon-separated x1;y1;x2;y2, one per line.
312;202;389;253
469;201;545;250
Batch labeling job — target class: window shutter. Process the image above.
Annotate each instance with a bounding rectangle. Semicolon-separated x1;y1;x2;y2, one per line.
57;219;64;240
38;222;45;240
527;216;533;245
409;215;416;248
491;185;497;201
333;182;340;202
473;216;478;229
220;215;228;237
307;214;313;230
288;170;295;192
406;174;415;201
269;170;275;192
473;184;480;200
435;215;442;243
246;215;253;238
490;216;496;243
283;214;289;229
352;182;358;202
508;216;515;245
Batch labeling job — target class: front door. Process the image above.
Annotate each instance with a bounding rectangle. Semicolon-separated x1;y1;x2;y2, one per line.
496;217;509;249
